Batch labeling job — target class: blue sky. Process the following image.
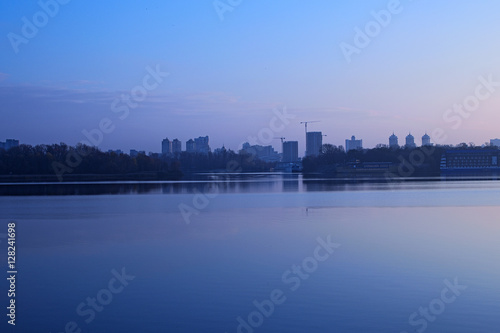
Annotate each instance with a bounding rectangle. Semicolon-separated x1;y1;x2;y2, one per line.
2;0;500;154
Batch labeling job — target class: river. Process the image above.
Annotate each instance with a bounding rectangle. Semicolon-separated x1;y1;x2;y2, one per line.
1;174;499;332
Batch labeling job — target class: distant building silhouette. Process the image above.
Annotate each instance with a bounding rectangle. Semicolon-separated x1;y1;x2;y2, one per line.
490;138;500;147
161;138;172;155
389;133;398;148
186;139;196;153
282;141;299;162
129;149;145;157
422;133;431;146
306;131;322;157
107;149;123;154
345;135;362;151
241;142;280;162
0;139;19;150
172;139;182;153
213;145;227;155
405;133;416;148
441;149;499;170
194;136;210;154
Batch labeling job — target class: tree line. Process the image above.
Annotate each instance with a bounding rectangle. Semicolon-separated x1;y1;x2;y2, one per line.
1;142;496;180
302;143;499;176
0;143;272;180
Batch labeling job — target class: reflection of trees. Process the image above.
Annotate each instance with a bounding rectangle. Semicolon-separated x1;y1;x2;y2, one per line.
175;151;271;173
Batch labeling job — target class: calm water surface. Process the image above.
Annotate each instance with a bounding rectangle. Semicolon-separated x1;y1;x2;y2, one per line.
1;175;500;332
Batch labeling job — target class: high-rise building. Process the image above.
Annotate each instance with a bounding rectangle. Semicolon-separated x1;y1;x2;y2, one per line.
422;133;431;146
345;135;362;151
389;133;398;148
194;136;210;154
161;138;172;155
282;141;299;162
0;139;19;150
405;133;416;148
490;138;500;147
306;132;323;157
172;139;182;153
240;143;280;162
186;139;196;153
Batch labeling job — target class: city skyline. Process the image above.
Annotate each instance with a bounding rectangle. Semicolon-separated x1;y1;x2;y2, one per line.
4;3;500;333
2;1;500;155
6;129;500;158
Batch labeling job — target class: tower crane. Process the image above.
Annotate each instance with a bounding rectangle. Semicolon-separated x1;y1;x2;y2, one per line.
300;121;320;135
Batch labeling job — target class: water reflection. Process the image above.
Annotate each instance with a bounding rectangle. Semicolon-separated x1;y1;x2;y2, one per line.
4;200;500;332
282;173;300;192
2;173;500;196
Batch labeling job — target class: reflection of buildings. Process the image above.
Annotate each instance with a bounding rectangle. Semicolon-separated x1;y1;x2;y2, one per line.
282;173;299;192
306;132;322;157
405;133;416;149
0;139;19;150
241;143;280;162
282;141;299;162
389;133;398;148
345;136;362;151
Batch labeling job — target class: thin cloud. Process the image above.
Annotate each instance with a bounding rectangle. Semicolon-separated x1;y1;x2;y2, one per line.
288;106;390;119
0;84;278;118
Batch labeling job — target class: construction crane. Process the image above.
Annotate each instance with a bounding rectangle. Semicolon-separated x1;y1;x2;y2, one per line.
301;121;321;157
300;121;320;135
274;137;286;153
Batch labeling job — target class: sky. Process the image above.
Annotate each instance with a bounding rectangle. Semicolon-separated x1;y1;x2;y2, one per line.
2;0;500;155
